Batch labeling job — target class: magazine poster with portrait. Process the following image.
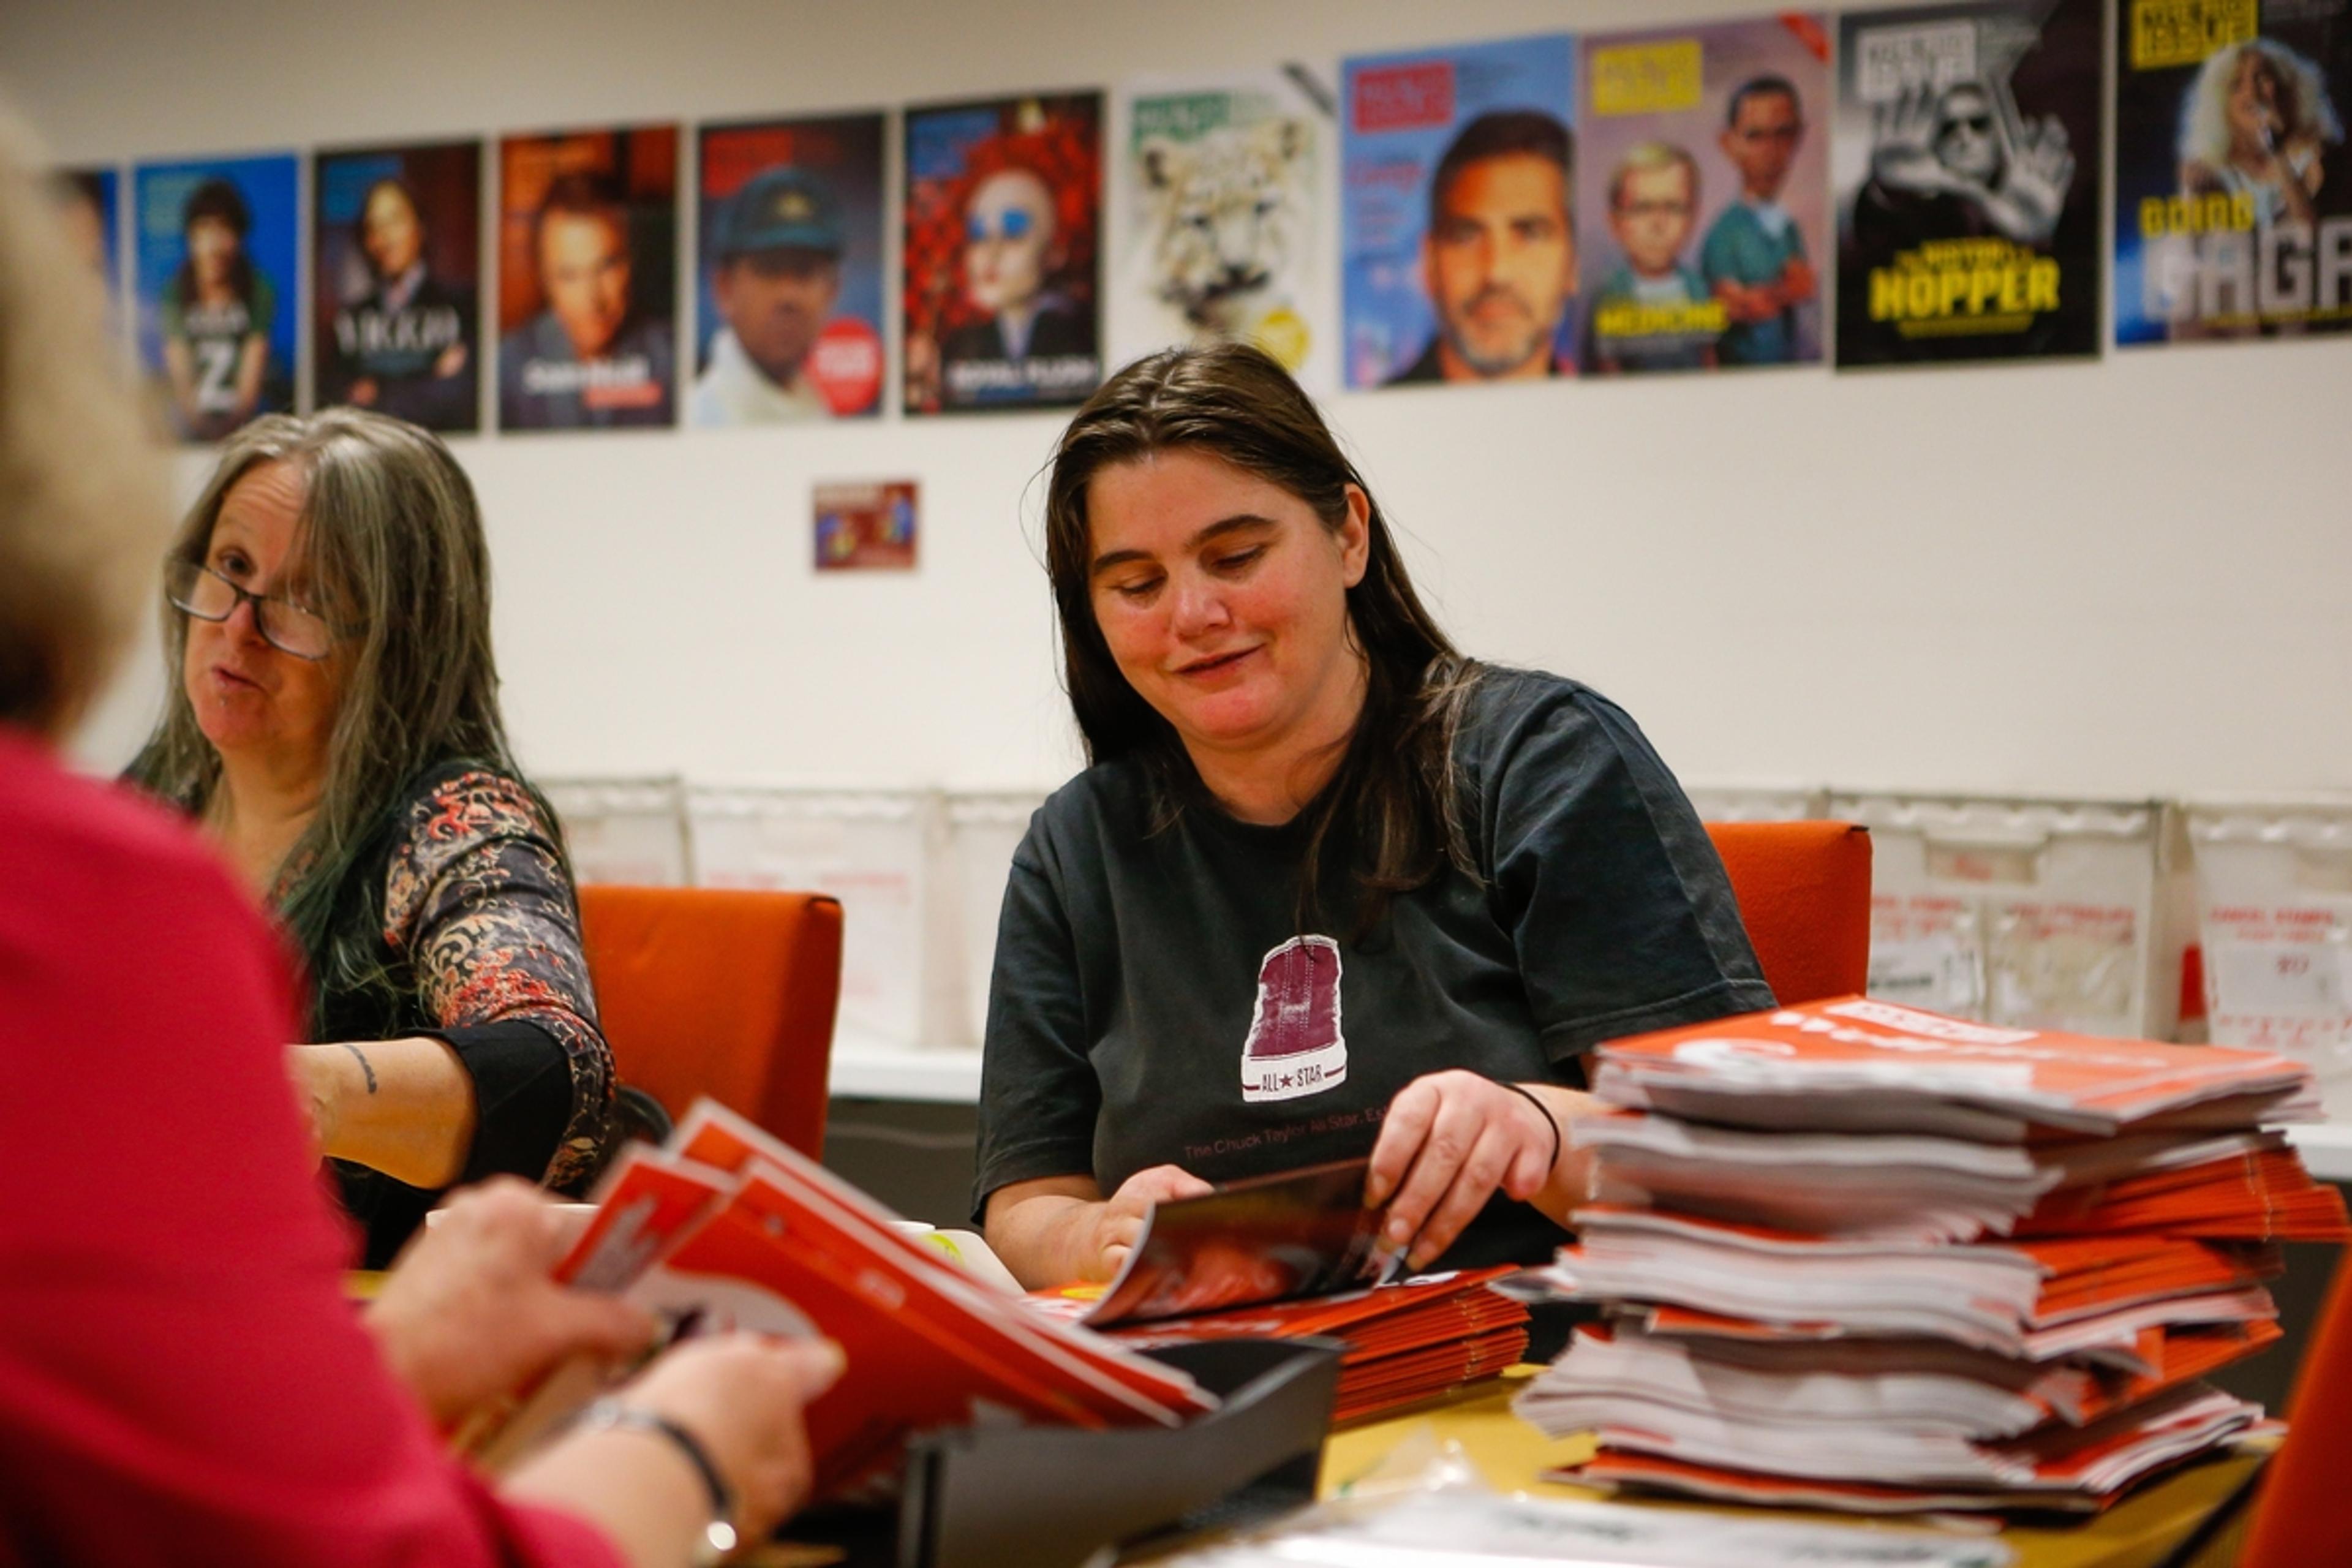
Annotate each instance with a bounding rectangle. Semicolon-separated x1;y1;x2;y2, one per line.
55;167;121;337
696;112;888;423
1575;15;1833;375
313;140;482;432
496;124;680;431
1833;0;2106;367
2116;0;2352;346
1109;66;1338;389
903;91;1102;415
1341;34;1580;390
134;153;298;443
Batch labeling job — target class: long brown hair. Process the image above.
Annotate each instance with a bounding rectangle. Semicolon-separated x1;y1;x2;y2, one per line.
127;409;536;1012
1043;341;1481;935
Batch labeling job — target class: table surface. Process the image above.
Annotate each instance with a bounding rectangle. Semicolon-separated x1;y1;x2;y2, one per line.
1315;1371;2264;1568
371;1256;2261;1568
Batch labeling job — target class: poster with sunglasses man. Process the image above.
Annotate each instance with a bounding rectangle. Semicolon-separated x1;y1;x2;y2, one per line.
1834;0;2105;366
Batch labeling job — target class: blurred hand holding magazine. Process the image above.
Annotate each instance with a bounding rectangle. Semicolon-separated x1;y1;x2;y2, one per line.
458;1099;1213;1501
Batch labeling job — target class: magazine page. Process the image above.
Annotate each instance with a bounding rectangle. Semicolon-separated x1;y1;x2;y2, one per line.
1831;0;2105;367
1083;1157;1396;1327
671;1099;1215;1417
2116;0;2352;346
1575;15;1833;375
1593;997;2313;1131
1109;66;1338;387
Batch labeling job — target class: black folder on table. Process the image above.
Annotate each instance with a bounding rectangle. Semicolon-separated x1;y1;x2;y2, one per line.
894;1337;1343;1568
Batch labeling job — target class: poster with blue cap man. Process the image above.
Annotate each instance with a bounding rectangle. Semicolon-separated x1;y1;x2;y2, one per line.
696;113;887;421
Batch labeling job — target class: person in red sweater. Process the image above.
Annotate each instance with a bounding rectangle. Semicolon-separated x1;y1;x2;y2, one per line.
0;116;834;1568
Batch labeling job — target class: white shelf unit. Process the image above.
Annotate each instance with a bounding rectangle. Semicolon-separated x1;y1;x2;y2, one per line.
827;1031;984;1103
2288;1122;2352;1185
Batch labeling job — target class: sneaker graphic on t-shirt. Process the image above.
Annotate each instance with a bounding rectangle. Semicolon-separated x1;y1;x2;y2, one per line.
1240;935;1347;1103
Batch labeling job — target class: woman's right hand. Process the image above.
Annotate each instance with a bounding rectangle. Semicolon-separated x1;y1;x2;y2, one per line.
505;1333;843;1568
983;1166;1214;1287
618;1334;845;1542
1085;1164;1214;1281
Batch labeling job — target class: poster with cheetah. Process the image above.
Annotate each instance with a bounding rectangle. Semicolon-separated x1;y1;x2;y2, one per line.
1112;67;1336;388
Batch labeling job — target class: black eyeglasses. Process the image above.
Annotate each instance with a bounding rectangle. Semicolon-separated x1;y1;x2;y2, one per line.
164;559;343;660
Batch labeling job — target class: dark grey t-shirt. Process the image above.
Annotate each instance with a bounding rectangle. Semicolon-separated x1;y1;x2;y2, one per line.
973;668;1775;1268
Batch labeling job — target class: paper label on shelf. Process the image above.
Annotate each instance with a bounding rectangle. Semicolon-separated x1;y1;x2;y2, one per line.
1986;899;2139;1033
2204;911;2352;1109
1866;895;1985;1017
2207;938;2347;1017
693;806;927;1043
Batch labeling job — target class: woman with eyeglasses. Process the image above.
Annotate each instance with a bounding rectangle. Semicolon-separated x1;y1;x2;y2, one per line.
129;409;612;1268
0;120;835;1565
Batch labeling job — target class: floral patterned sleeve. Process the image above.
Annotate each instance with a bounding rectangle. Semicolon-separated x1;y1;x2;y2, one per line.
381;767;613;1194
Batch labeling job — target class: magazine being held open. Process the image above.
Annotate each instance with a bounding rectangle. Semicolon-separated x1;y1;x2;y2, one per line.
466;1099;1215;1500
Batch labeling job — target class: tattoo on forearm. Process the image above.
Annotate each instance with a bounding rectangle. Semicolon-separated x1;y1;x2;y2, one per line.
340;1041;378;1094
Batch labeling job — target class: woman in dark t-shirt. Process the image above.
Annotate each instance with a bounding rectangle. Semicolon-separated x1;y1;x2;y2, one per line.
129;409;612;1267
976;342;1774;1288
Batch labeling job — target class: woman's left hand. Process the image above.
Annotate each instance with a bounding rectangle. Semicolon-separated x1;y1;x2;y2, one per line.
1363;1071;1562;1272
368;1177;656;1428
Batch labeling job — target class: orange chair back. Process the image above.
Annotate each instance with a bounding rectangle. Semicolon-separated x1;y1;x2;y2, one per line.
2239;1251;2352;1568
576;885;843;1158
1702;821;1872;1006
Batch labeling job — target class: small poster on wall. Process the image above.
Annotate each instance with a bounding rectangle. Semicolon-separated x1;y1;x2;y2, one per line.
814;480;919;571
313;140;482;431
2116;1;2352;346
1109;67;1336;385
53;167;119;322
134;153;298;442
903;91;1103;415
1341;34;1580;389
1576;15;1833;374
497;124;680;431
695;113;888;423
1833;0;2106;367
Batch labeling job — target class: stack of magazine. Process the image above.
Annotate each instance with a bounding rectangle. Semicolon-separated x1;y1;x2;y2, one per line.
1030;1159;1531;1425
466;1100;1217;1501
1513;998;2349;1513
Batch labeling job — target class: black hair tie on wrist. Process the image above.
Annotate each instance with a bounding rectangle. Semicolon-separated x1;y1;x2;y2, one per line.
1496;1080;1564;1180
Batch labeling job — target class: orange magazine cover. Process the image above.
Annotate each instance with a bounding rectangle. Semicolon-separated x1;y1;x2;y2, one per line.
670;1101;1213;1420
2018;1147;2352;1240
1592;997;2315;1134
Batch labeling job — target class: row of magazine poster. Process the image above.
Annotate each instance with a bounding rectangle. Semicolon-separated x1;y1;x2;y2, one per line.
57;1;2352;442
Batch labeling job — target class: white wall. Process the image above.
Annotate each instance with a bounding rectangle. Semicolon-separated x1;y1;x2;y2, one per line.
9;0;2347;801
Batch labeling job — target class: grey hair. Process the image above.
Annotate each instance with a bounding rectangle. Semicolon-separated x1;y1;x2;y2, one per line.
2179;39;2344;170
129;409;524;974
0;113;171;735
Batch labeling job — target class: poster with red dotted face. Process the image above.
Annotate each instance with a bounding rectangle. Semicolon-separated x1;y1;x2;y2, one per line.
903;91;1103;415
695;112;887;423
